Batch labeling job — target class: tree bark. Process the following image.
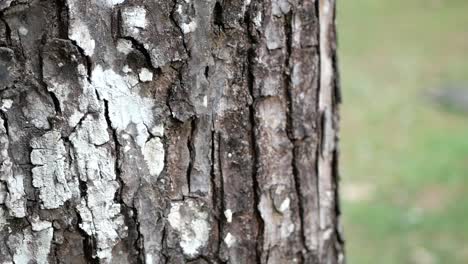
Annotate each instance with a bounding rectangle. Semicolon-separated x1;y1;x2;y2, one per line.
0;0;343;263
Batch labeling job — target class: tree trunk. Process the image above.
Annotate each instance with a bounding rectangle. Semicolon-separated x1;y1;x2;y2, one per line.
0;0;343;263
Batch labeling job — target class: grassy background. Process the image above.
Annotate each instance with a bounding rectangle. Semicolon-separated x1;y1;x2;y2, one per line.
338;0;468;263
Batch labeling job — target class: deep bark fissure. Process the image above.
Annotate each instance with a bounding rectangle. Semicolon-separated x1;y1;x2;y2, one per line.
0;14;11;46
331;1;342;106
48;91;62;115
38;46;62;115
332;147;343;244
63;0;93;81
214;131;224;259
67;38;93;80
0;110;10;201
103;99;123;204
213;2;225;31
0;110;9;137
120;36;156;71
133;206;144;263
76;212;100;264
61;135;74;173
17;34;26;61
55;0;69;39
245;7;264;263
169;0;190;58
186;117;197;194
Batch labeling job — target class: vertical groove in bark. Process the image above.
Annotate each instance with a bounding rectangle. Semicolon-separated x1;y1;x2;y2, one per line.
186;118;196;194
170;0;190;59
0;0;342;263
245;5;264;263
212;130;221;260
0;15;11;46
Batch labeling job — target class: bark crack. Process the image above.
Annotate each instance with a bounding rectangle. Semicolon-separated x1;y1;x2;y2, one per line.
62;0;93;80
212;130;224;259
169;0;190;58
0;110;9;137
103;98;123;205
186;118;196;194
119;36;156;71
38;46;62;115
245;5;264;263
76;211;100;264
55;0;69;39
0;13;12;46
67;39;93;81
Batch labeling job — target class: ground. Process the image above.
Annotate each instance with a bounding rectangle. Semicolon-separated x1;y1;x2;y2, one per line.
339;0;468;263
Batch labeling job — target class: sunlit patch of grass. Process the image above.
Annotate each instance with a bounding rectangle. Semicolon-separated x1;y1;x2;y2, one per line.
339;0;468;263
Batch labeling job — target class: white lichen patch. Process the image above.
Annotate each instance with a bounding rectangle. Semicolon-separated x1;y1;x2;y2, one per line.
11;226;53;264
123;65;132;73
92;65;156;147
142;137;165;178
121;6;147;33
322;228;333;241
272;0;290;16
224;233;236;248
258;192;296;249
168;200;211;257
150;124;164;137
279;197;290;212
30;131;77;209
18;26;28;36
44;56;101;128
0;208;7;229
145;254;154;264
253;10;262;29
224;209;233;223
71;112;127;261
123;143;131;152
139;68;153;82
21;92;54;130
31;217;52;232
106;0;125;6
181;21;197;34
176;4;183;14
0;184;6;204
69;110;84;128
0;0;12;11
117;39;133;55
0;99;12;111
265;20;283;50
5;175;26;218
69;19;95;56
0;119;26;218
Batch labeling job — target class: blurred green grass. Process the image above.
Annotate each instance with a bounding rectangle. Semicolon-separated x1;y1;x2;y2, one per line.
338;0;468;263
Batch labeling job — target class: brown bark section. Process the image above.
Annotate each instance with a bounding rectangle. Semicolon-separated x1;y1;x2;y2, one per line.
0;0;343;263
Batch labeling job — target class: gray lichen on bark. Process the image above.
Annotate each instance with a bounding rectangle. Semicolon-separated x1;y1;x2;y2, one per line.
30;130;77;209
0;0;343;263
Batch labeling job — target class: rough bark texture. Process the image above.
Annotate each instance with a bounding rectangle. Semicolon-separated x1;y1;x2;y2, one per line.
0;0;343;263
